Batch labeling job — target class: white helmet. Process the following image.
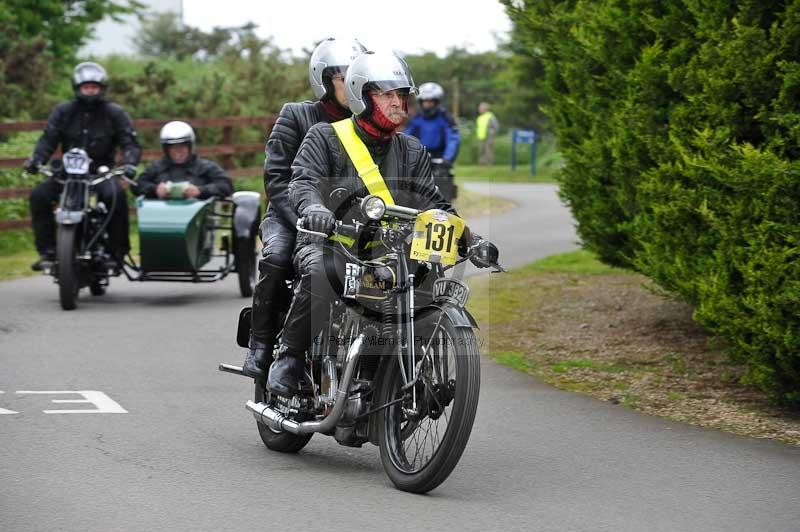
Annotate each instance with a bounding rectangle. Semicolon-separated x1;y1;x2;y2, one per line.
344;51;417;116
418;82;444;101
159;121;196;154
309;37;367;101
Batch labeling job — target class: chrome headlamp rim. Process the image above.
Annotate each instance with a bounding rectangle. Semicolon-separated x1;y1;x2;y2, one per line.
361;195;386;221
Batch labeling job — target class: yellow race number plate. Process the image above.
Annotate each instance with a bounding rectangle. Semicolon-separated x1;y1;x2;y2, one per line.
409;209;465;265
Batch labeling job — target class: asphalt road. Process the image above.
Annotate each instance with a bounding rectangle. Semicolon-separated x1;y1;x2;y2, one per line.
2;183;798;532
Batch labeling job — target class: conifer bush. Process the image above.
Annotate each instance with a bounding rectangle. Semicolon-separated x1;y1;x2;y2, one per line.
505;0;800;404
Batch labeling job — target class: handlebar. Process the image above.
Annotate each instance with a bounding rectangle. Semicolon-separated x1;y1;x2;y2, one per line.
24;164;135;186
295;219;358;239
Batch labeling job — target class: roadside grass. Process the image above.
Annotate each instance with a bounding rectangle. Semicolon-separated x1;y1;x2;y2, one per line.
455;164;558;184
522;249;621;275
0;229;37;281
469;249;800;445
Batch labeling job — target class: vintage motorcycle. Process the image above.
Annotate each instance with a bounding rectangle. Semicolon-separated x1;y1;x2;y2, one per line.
221;194;503;493
31;148;133;310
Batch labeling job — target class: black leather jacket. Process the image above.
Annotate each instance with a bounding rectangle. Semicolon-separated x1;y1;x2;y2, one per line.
32;99;141;172
289;118;454;222
135;155;233;199
265;101;342;227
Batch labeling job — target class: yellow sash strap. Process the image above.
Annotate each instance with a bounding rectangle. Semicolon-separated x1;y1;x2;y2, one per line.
331;119;395;205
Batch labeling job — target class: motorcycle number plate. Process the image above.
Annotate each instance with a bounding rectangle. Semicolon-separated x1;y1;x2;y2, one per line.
433;278;470;307
409;209;465;266
63;149;91;175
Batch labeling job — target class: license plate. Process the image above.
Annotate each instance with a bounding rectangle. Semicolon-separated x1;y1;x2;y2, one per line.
433;278;470;307
409;209;465;266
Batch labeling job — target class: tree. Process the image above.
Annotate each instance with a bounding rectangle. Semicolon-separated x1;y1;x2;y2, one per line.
133;11;237;60
504;0;800;405
0;0;140;119
403;46;548;131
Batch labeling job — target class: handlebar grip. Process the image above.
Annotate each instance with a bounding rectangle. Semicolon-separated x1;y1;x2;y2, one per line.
338;223;357;236
295;217;331;238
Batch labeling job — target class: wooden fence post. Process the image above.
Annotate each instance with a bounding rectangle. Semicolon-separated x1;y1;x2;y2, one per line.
222;124;234;169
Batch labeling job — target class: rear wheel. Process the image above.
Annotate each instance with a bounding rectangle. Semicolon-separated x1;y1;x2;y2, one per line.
377;315;480;493
235;237;257;298
90;279;106;296
56;225;80;311
254;380;313;453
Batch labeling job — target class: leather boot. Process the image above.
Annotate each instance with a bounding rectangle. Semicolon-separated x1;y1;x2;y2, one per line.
31;249;55;271
267;344;305;397
242;335;272;380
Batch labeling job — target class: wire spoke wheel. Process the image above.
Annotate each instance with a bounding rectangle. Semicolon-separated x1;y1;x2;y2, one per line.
378;313;480;493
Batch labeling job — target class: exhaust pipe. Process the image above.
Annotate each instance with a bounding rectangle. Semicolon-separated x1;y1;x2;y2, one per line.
245;334;365;435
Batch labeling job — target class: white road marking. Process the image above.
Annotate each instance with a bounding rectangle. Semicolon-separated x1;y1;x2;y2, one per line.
15;390;128;414
0;391;20;414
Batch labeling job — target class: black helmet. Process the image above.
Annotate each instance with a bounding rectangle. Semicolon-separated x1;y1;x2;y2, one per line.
72;62;108;105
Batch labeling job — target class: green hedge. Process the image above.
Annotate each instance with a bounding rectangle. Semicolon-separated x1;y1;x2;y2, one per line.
506;0;800;405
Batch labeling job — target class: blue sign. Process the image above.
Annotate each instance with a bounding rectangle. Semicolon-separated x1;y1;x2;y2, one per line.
511;128;537;176
513;129;536;144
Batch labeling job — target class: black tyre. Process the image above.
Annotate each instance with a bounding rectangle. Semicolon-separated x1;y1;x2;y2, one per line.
235;237;257;298
377;315;480;493
89;279;106;296
254;381;313;453
56;225;80;311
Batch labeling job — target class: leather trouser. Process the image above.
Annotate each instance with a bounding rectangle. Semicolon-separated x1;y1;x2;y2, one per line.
29;178;130;256
280;239;336;354
250;212;295;344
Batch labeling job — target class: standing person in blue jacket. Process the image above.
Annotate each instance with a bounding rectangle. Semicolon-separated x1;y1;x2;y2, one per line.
404;82;460;199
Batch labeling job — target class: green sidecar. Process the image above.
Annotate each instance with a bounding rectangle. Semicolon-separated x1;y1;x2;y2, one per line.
121;191;262;297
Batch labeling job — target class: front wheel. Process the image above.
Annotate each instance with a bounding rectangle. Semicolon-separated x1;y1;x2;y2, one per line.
56;225;80;310
253;380;313;453
235;237;257;298
377;316;481;493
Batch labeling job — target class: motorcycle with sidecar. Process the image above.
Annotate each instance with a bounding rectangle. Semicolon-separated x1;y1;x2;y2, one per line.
29;148;262;310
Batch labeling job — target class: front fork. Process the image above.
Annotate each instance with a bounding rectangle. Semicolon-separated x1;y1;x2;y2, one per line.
397;254;419;412
57;180;89;258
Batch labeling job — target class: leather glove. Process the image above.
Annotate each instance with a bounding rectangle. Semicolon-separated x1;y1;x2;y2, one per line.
458;226;474;257
302;204;335;234
122;164;137;179
470;239;500;269
23;158;41;173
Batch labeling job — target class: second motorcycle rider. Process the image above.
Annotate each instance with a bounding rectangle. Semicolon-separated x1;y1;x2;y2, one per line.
242;38;368;379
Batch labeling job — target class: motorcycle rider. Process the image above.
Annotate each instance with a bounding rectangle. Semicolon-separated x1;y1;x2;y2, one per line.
241;37;367;380
25;62;141;270
266;51;492;397
134;121;233;200
404;82;460;170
